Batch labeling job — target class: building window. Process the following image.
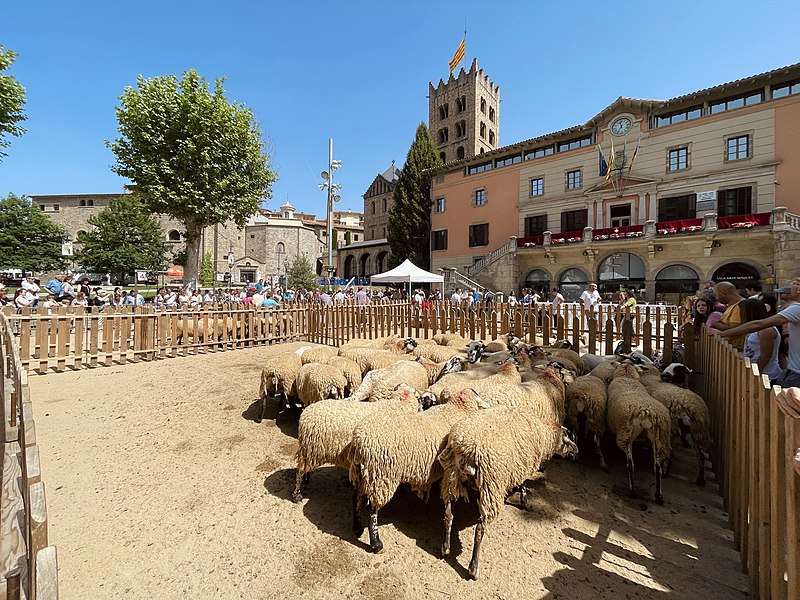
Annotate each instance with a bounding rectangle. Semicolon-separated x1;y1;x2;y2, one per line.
717;186;752;217
276;242;285;253
658;194;696;222
438;128;449;144
711;92;763;114
469;223;489;247
382;198;387;212
435;197;446;213
354;234;359;241
79;199;86;207
455;120;466;137
773;80;800;99
524;145;555;161
480;97;486;114
473;189;487;206
610;204;631;227
561;209;588;232
168;229;181;241
495;154;521;168
489;106;495;123
371;201;376;215
440;151;446;162
479;122;486;139
726;134;750;161
439;104;449;120
53;204;60;212
488;130;495;145
39;205;45;211
456;96;467;112
530;177;544;197
456;146;465;159
432;229;448;250
566;169;582;190
668;147;689;171
651;106;702;128
557;135;592;153
524;214;547;237
87;199;94;207
466;161;492;175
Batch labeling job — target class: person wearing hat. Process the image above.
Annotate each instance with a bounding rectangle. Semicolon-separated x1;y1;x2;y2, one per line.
580;283;601;320
711;279;800;387
355;285;369;305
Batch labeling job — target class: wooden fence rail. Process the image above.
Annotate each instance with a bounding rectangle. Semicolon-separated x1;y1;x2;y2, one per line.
1;302;678;374
694;328;799;600
1;311;58;600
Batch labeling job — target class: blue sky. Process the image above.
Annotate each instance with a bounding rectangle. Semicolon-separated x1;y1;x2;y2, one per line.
1;0;797;218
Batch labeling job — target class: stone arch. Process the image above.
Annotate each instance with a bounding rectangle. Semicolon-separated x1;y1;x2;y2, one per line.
376;251;388;273
522;268;551;294
457;146;465;159
343;255;355;279
655;264;700;303
557;267;589;302
596;251;646;294
711;261;763;287
167;229;181;241
276;242;285;253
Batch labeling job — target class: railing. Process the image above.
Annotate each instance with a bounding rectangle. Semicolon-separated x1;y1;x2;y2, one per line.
693;327;799;600
465;236;517;277
785;211;800;229
592;224;644;240
444;269;487;294
0;311;58;599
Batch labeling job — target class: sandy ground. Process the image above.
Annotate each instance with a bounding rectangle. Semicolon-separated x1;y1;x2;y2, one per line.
28;343;749;600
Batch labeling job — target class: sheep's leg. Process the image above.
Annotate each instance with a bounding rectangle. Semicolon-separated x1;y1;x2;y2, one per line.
654;459;664;505
441;500;453;557
256;392;270;424
351;489;365;536
696;441;707;487
594;434;609;472
625;443;636;498
679;422;692;448
292;468;305;503
467;518;485;580
366;502;383;553
662;450;673;478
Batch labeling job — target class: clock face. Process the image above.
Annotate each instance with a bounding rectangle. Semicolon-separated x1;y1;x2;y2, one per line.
611;117;632;136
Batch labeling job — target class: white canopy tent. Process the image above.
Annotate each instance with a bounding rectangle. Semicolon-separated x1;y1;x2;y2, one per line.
369;259;444;296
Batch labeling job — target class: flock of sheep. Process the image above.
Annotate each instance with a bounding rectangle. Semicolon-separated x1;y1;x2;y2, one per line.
257;332;711;579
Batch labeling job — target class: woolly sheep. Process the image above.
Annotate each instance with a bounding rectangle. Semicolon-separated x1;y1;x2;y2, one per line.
588;360;620;384
438;408;578;578
326;356;363;397
565;375;610;471
606;362;672;504
433;332;468;346
474;365;569;422
257;352;302;423
638;369;710;486
412;344;466;364
483;338;508;353
296;363;348;407
292;383;422;505
423;360;521;406
299;345;338;365
347;359;438;403
339;346;414;375
348;388;490;553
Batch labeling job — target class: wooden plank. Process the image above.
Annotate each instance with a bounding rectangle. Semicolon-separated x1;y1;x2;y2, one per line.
88;310;99;368
786;415;799;600
37;314;50;373
769;386;787;600
604;318;614;356
103;314;115;366
757;381;771;599
1;441;27;591
35;546;58;600
587;319;597;355
72;308;85;369
55;310;69;373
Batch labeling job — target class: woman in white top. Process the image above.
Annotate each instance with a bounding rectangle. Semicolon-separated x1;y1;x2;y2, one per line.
740;298;781;380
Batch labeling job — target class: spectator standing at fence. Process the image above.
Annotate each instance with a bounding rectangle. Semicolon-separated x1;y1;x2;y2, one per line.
694;296;723;328
22;276;40;299
745;282;763;299
355;285;369;305
739;298;782;380
78;277;91;298
333;288;345;304
580;283;601;320
124;289;145;306
319;289;332;306
710;282;747;350
59;275;76;303
45;274;64;298
13;288;32;311
508;290;518;307
711;279;800;387
551;287;564;314
450;288;461;308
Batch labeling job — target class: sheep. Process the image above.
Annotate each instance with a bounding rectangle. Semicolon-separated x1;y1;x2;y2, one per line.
299;345;338;365
411;343;466;364
348;388;490;553
292;383;422;505
176;316;235;344
474;364;569;422
326;356;363;397
438;408;578;579
339;346;414;375
414;356;465;385
381;336;419;354
565;375;610;471
527;346;581;375
422;360;521;406
296;363;348;407
606;362;672;504
580;353;617;374
483;338;508;353
446;336;474;348
257;352;302;422
588;360;620;384
433;332;468;346
364;351;417;373
346;359;438;403
638;368;711;486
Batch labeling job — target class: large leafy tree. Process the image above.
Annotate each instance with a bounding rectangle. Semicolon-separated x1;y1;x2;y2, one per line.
0;45;27;160
0;194;67;272
387;123;442;270
287;256;318;290
74;195;166;283
107;68;276;290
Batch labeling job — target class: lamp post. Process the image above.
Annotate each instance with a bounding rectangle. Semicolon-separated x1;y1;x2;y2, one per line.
284;258;289;287
318;138;342;286
227;248;234;294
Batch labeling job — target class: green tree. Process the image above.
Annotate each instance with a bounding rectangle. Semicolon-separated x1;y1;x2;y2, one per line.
345;230;351;246
73;195;166;283
0;193;67;272
199;252;214;287
0;45;27;161
107;68;277;290
387;123;442;269
286;256;318;290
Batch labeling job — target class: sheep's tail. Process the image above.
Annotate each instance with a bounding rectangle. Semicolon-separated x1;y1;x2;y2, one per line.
437;444;470;503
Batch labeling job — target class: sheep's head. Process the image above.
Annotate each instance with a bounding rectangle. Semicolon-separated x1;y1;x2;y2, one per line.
552;339;573;349
420;391;439;410
499;358;519;374
466;340;485;364
526;345;548;360
393;383;423;411
325;385;341;400
440;355;465;377
401;338;418;352
661;363;694;387
556;426;579;461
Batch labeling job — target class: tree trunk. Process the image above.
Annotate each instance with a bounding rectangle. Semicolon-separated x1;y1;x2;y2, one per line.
183;220;203;291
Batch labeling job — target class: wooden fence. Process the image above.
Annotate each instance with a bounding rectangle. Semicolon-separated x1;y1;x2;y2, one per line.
693;327;799;600
1;302;678;373
0;311;58;599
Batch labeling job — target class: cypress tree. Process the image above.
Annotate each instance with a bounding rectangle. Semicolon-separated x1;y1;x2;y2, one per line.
387;123;442;270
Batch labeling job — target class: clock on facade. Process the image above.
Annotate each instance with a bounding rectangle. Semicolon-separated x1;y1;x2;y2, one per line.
610;117;632;136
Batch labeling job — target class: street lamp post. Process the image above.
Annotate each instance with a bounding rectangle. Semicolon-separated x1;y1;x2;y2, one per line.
284;258;289;287
318;138;342;287
227;248;234;295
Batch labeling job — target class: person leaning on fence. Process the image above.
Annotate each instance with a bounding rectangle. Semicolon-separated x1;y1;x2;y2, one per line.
58;275;76;303
0;288;12;307
710;281;746;350
45;273;64;298
710;279;800;388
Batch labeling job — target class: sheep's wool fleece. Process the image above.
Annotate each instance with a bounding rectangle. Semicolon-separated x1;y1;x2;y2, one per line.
296;388;420;473
439;406;563;523
259;352;302;398
479;368;566;422
349;361;430;402
428;363;521;400
297;363;347;406
349;394;482;509
639;376;711;448
412;344;463;363
300;346;338;365
566;375;608;435
326;356;363;391
607;378;672;462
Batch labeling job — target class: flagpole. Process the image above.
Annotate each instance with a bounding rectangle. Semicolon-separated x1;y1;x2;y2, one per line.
464;19;467;70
